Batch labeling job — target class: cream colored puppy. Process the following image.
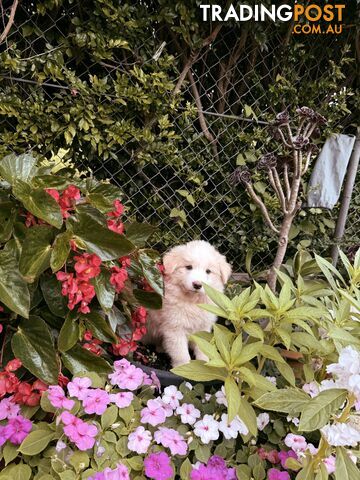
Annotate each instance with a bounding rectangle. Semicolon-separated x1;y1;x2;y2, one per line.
144;240;232;367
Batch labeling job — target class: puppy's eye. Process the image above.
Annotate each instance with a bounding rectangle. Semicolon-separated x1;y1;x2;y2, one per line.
206;269;211;274
185;265;193;270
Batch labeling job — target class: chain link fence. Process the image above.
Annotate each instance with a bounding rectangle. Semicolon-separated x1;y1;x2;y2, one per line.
0;1;358;272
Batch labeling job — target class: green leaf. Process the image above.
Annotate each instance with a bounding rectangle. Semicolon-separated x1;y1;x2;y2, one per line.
138;251;163;296
87;183;122;212
133;289;162;310
40;275;68;317
2;464;32;480
190;334;223;363
180;458;193;480
101;405;118;430
58;315;80;352
255;389;310;414
126;222;156;247
243;322;264;340
93;269;115;312
0;153;37;184
13;180;63;228
61;344;112;377
12;315;59;384
203;284;234;312
51;230;72;272
0;249;30;317
19;226;54;282
238;396;257;436
225;376;241;421
259;344;286;364
82;311;117;343
299;389;348;431
69;451;89;473
276;360;296;386
234;341;263;366
68;206;135;261
3;442;19;465
171;360;227;381
18;429;55;455
335;447;360;480
213;324;231;363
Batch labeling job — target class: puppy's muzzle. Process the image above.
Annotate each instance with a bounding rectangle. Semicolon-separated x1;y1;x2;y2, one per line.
192;281;202;290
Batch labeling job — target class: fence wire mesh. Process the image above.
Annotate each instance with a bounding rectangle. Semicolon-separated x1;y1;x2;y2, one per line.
0;1;358;273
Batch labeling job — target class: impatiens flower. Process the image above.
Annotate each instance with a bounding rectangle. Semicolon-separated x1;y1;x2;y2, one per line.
67;376;92;400
268;469;290;480
302;382;319;398
194;415;219;444
141;399;167;426
162;385;183;409
55;440;67;452
191;456;235;480
89;463;130;480
0;396;20;420
61;411;98;451
215;386;227;406
3;415;32;444
144;452;174;480
176;403;201;425
82;389;110;415
257;412;270;431
218;413;249;439
321;422;360;447
109;363;144;391
154;427;187;455
278;450;298;469
284;433;308;452
110;391;134;408
323;455;336;474
48;385;75;410
128;426;152;454
191;465;217;480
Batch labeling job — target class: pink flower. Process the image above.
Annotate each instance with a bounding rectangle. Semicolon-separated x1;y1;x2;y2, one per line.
284;433;308;452
154;427;187;455
176;403;201;425
141;399;167;426
323;455;336;474
109;391;134;408
48;386;75;410
82;389;110;415
89;463;130;480
3;415;32;444
268;469;290;480
0;396;20;420
61;412;98;451
109;364;144;391
144;452;174;480
162;385;183;409
278;450;297;469
67;377;92;400
128;426;152;454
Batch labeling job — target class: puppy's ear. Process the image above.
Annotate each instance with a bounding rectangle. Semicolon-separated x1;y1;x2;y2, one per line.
218;254;232;284
163;247;182;275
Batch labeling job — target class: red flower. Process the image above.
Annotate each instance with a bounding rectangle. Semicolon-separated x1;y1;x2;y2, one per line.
13;382;40;407
107;219;124;234
132;326;147;341
5;359;22;372
111;338;137;356
83;330;93;342
0;306;3;312
32;379;48;393
74;253;101;281
0;324;3;334
110;266;128;293
83;341;102;356
46;185;80;218
131;306;147;325
0;371;20;398
58;373;70;387
45;188;60;202
56;271;96;314
107;200;124;218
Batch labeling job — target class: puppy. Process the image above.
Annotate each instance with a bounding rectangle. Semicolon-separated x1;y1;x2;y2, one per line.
144;240;232;367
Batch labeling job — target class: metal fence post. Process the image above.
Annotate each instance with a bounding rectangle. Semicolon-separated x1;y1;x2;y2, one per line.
331;127;360;265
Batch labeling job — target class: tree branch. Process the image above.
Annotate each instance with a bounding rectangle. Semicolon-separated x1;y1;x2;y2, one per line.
271;168;287;213
246;183;279;234
0;0;18;44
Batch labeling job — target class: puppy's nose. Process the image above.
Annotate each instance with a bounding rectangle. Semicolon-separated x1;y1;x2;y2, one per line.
192;281;202;290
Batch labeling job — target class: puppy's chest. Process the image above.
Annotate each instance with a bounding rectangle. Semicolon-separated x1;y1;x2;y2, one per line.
163;299;215;332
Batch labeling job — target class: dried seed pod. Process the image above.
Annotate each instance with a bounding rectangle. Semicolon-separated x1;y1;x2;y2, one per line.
293;135;310;149
229;166;252;186
257;153;278;171
273;109;290;126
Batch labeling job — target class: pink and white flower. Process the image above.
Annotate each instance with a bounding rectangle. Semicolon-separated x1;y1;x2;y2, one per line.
176;403;201;425
154;427;187;455
194;415;219;444
284;434;308;452
109;391;134;409
219;413;248;439
256;412;270;431
128;426;152;454
141;399;167;426
67;377;92;400
162;385;183;409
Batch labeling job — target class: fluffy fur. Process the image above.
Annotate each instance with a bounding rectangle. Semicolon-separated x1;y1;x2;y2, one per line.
144;240;232;367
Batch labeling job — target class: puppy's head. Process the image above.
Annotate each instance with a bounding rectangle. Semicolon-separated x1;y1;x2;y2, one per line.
163;240;232;297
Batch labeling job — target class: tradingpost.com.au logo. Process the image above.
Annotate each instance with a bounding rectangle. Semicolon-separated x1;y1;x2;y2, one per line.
200;3;346;35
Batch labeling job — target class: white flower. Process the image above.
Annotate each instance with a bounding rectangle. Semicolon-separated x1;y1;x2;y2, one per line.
302;382;320;398
321;422;360;447
257;413;270;431
162;385;183;409
176;403;201;425
286;415;300;427
194;415;219;444
218;413;248;439
185;382;193;390
128;426;152;454
266;376;277;386
328;346;360;377
215;386;227;406
55;440;66;452
284;433;308;452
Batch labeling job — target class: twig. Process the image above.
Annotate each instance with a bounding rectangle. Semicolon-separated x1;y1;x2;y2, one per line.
187;69;219;161
246;183;279;234
271;168;287;212
0;0;18;44
173;51;199;95
283;163;291;201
